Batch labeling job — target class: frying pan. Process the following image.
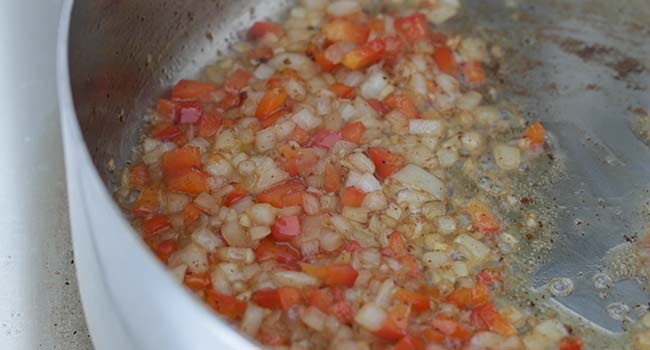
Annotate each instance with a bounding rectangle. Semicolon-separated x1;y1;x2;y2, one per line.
57;0;650;349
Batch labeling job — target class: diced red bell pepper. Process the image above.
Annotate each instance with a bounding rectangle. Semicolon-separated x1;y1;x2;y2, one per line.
476;269;503;287
271;215;302;242
433;46;458;76
466;201;500;234
471;303;516;336
255;87;287;123
257;331;288;346
383;92;418;118
395;13;430;43
252;287;302;311
367;98;389;115
421;329;446;345
224;68;252;92
345;240;362;253
330;83;357;99
223;184;248;207
183;202;204;227
152;124;183;142
254;238;302;264
156;99;178;121
374;303;410;341
256;178;306;208
524;121;545;147
205;290;247;320
172;80;217;101
249;21;285;39
323;163;341;193
132;187;159;217
430;32;448;47
178;101;203;124
384;36;403;56
307;44;338;72
247;46;275;61
430;316;472;342
342;38;386;70
390;335;424;350
322;19;370;45
287;125;311;146
183;272;211;291
161;147;207;195
395;288;430;313
340;121;365;144
279;146;319;177
340;186;366;207
367;147;405;179
142;215;171;235
161;146;202;178
301;263;359;287
462;61;486;84
198;114;222;138
388;231;409;256
559;336;584;350
129;162;151;190
307;288;334;313
154;239;177;263
330;300;354;325
217;90;244;111
309;129;342;149
164;170;208;195
447;283;491;310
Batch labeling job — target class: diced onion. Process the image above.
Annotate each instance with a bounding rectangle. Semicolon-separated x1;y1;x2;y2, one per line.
292;108;322;131
272;270;320;287
169;264;188;283
361;191;387;211
454;234;491;263
191;226;224;252
493;144;521;170
194;192;218;213
423;251;450;268
374;279;395;308
302;192;321;215
165;193;190;213
269;53;317;78
254;63;276;79
534;319;568;341
392;164;445;199
348;153;375;173
409;119;445;136
241;303;266;336
215;247;255;264
360;71;389;100
325;41;356;64
249;226;271;240
354;303;386;332
256;127;276;153
301;306;327;331
436;216;457;235
169;243;208;273
221;220;251;247
342;206;369;223
341;70;366;87
247;203;277;226
457;91;483;110
327;1;361;17
250;156;289;193
319;230;343;252
231;195;254;213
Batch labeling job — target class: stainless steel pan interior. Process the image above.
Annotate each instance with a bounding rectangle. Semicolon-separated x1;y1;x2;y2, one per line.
65;0;650;347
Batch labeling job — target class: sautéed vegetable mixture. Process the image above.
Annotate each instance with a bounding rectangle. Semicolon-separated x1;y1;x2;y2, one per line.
118;1;583;349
